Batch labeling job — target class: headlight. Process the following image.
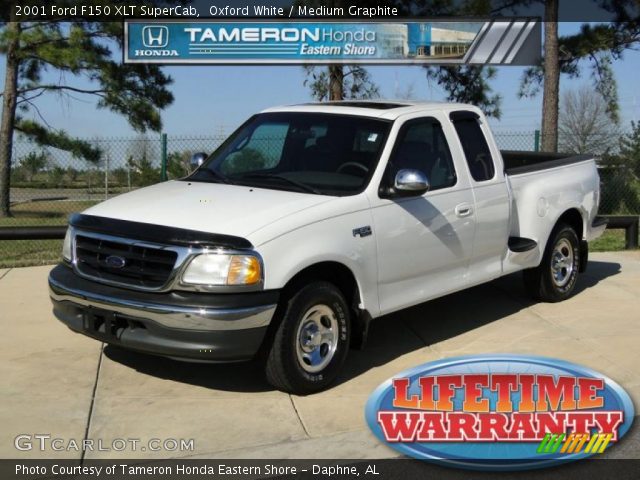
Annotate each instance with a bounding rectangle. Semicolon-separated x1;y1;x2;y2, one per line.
182;253;262;287
62;228;72;262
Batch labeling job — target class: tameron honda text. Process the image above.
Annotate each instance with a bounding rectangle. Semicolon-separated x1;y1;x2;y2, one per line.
365;355;634;470
124;21;541;64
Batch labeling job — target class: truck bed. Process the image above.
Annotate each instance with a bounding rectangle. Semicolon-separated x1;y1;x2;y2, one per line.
501;150;592;176
503;154;600;275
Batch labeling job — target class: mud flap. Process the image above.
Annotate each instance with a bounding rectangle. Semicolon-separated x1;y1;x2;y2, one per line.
350;308;372;350
579;240;589;273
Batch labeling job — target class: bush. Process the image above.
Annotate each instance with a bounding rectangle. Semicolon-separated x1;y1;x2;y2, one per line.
48;166;66;188
598;124;640;215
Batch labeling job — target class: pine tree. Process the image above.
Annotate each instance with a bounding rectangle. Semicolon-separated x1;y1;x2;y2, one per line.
0;14;174;217
619;122;640;180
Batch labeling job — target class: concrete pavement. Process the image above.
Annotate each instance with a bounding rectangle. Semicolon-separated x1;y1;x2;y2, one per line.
1;252;639;460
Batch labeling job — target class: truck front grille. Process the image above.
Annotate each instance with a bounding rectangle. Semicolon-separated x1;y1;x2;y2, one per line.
74;234;178;289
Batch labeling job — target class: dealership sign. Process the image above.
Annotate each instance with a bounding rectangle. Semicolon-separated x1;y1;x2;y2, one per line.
125;20;541;65
365;355;634;470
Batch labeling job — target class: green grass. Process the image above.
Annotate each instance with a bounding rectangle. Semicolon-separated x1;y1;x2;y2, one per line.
0;239;63;268
0;200;96;227
590;229;631;252
0;201;96;268
0;200;637;268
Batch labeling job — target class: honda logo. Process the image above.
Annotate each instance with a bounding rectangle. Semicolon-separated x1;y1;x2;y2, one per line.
142;26;169;48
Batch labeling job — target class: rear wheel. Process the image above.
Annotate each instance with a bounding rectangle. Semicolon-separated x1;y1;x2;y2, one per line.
264;281;350;394
523;224;580;302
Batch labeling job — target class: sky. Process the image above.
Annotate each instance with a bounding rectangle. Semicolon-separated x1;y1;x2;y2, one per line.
2;23;640;140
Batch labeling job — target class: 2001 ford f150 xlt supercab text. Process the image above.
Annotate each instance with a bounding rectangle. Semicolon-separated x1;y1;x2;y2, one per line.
49;101;607;394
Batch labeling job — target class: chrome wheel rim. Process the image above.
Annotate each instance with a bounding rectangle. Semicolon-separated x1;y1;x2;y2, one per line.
551;238;574;287
295;304;339;373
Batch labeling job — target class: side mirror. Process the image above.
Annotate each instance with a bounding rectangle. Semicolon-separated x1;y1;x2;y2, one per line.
394;169;430;195
190;152;208;170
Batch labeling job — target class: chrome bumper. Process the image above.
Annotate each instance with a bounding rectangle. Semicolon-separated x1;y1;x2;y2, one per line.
49;271;276;332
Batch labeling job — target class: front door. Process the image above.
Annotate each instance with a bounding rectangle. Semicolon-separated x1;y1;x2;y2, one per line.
369;114;476;315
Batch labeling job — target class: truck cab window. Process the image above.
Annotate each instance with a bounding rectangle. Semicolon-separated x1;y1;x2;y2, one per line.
451;115;495;182
221;123;288;175
387;118;457;191
195;112;391;196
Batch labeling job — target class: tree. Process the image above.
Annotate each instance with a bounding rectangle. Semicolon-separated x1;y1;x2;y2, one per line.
402;1;640;147
19;151;49;182
125;134;160;186
126;134;159;170
298;0;380;101
396;1;504;118
395;80;416;100
167;150;194;179
519;5;640;151
111;167;130;188
84;168;101;192
304;65;380;101
619;121;640;180
49;165;67;188
0;14;174;217
127;155;159;187
558;86;619;155
66;166;79;184
425;66;502;118
221;148;268;175
541;0;560;152
598;122;640;215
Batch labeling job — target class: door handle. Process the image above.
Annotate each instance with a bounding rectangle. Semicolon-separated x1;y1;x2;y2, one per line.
455;203;474;217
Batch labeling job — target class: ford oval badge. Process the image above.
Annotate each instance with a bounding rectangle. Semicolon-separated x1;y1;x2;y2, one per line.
105;255;126;269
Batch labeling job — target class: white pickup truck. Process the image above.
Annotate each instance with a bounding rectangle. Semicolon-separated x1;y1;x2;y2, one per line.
49;101;606;394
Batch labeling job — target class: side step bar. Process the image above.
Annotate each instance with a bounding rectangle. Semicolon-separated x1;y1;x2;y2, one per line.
508;236;538;253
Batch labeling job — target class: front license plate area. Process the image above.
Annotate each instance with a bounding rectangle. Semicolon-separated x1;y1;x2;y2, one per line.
83;307;127;340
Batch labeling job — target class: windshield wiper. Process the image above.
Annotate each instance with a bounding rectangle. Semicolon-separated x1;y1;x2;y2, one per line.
191;168;234;185
235;173;322;195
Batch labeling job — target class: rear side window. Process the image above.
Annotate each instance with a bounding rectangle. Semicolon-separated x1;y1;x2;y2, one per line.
451;114;495;182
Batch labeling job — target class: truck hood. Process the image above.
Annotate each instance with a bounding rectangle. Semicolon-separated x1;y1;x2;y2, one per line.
83;180;335;243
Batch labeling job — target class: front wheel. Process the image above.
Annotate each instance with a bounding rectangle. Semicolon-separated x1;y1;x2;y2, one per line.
264;281;350;394
523;224;581;302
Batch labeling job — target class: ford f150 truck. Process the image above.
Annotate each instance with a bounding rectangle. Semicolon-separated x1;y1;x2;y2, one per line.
49;101;607;394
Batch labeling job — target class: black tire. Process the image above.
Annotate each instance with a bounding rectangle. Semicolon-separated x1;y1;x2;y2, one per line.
264;281;350;394
523;223;581;302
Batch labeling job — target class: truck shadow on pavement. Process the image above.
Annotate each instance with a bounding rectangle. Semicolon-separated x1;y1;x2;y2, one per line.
103;346;273;393
103;260;621;393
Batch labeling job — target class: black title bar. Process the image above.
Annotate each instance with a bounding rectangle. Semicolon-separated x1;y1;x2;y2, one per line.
5;0;640;22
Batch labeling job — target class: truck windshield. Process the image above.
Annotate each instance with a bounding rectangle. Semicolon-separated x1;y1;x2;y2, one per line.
190;112;391;196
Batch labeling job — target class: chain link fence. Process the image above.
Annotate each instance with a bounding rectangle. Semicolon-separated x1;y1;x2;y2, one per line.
2;130;639;268
494;130;542;151
2;135;228;267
